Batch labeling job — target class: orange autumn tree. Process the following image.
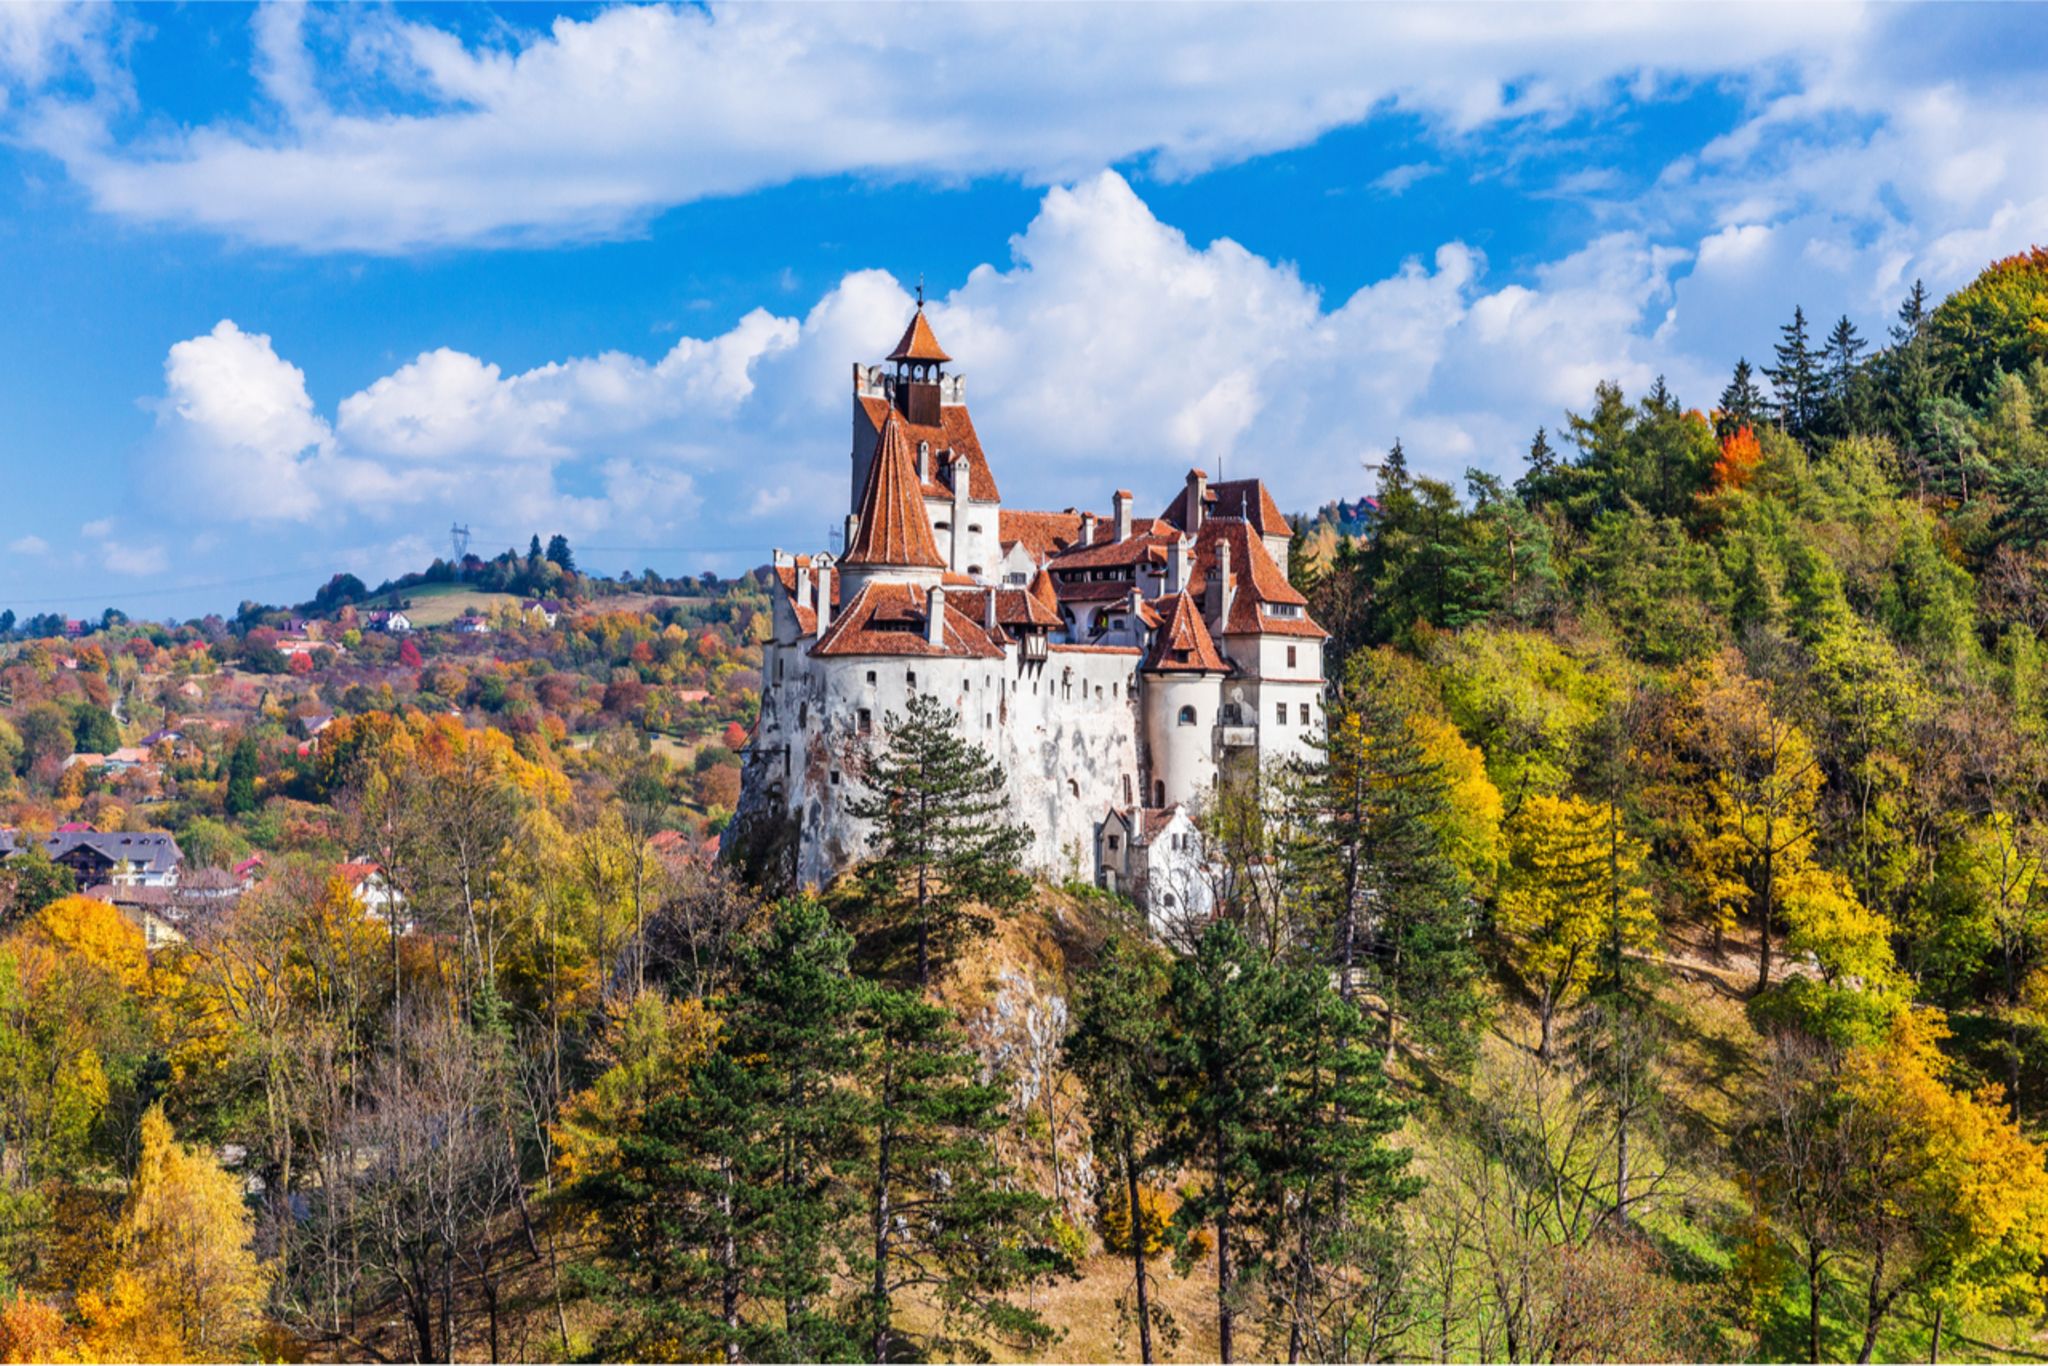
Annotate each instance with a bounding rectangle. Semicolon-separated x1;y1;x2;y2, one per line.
1712;425;1764;493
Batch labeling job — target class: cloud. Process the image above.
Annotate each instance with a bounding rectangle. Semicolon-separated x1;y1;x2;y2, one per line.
141;171;1746;562
13;2;1872;253
1371;162;1442;196
8;535;47;556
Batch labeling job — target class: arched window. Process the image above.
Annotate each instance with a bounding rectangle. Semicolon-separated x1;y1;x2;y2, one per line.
1068;778;1080;798
967;523;983;533
1177;705;1197;725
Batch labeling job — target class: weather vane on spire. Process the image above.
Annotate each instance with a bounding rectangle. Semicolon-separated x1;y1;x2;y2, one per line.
915;272;925;308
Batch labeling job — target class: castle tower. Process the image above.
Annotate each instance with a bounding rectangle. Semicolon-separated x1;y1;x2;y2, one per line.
1140;592;1229;810
840;411;946;594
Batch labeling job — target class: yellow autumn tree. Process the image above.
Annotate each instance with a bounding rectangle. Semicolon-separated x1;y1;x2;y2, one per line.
1836;1009;2048;1361
1687;660;1827;993
79;1105;270;1362
1496;794;1658;1060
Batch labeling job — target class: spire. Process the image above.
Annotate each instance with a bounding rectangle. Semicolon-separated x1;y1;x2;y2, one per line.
887;303;952;365
843;413;945;570
1144;592;1228;674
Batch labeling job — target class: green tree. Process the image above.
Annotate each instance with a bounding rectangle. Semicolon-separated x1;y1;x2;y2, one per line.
1066;931;1176;1363
224;735;260;817
1767;306;1826;439
545;533;577;573
1720;357;1767;437
848;692;1030;986
67;703;119;756
568;898;867;1362
0;848;74;924
848;982;1064;1363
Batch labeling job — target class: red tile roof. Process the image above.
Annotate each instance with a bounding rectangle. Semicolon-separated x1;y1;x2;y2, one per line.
953;585;1062;631
856;396;1000;502
999;508;1085;561
811;583;1006;660
887;307;952;364
1050;643;1143;656
774;557;844;636
1143;593;1230;673
1050;526;1179;572
844;414;946;570
1161;477;1291;538
1186;519;1328;639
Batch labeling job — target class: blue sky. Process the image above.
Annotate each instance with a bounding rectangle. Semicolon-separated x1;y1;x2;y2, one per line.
2;3;2046;619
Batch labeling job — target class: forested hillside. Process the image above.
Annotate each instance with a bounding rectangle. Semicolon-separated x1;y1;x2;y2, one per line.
2;251;2048;1364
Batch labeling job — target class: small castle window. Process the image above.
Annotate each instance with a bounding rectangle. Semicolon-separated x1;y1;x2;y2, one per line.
1108;835;1121;852
1068;778;1080;798
867;670;877;685
829;770;841;786
1287;645;1297;669
968;523;983;534
1275;702;1287;725
858;708;872;733
967;565;984;577
1300;703;1311;725
1162;892;1178;909
1153;780;1165;807
935;520;951;531
1178;705;1196;726
906;671;917;690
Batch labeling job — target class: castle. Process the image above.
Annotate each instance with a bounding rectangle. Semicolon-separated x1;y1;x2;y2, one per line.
734;304;1330;920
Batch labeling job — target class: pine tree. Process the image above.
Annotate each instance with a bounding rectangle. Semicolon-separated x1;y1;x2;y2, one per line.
848;983;1065;1363
569;900;867;1362
1765;305;1825;438
545;533;576;572
1718;357;1766;437
1257;973;1419;1363
225;736;259;817
1157;920;1281;1365
527;534;543;569
849;692;1030;985
1066;931;1176;1362
1287;654;1480;1063
1825;314;1868;434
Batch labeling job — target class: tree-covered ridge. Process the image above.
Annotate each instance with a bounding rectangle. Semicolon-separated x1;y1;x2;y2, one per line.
5;250;2048;1363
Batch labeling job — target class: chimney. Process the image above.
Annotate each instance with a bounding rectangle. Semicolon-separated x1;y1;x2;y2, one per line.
917;441;931;483
1217;538;1234;625
1185;468;1208;533
926;585;946;646
1080;510;1098;544
1113;489;1133;542
794;559;813;616
816;564;834;632
984;588;999;633
1168;536;1190;595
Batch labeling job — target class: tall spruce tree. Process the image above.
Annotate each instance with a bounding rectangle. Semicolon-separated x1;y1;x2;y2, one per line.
1287;654;1481;1063
848;983;1065;1363
1256;969;1419;1363
1066;931;1177;1363
1158;920;1283;1365
225;735;260;817
1765;305;1825;438
849;691;1030;985
1825;314;1868;434
1719;357;1766;437
566;898;867;1363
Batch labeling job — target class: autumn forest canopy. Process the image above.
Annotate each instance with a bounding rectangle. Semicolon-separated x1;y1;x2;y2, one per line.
5;249;2048;1364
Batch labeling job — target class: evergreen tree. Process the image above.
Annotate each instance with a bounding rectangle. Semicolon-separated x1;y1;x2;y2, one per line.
1287;653;1481;1063
527;534;543;570
1825;314;1869;434
1256;971;1419;1363
1066;931;1176;1363
848;983;1065;1363
545;533;577;572
1158;920;1281;1365
848;692;1030;986
1719;357;1766;437
225;735;259;817
569;898;867;1363
1765;305;1825;438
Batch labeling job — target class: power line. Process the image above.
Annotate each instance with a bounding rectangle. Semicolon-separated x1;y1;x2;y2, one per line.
2;569;312;609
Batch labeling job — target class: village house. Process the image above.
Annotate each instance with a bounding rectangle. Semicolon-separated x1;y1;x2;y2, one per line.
0;828;186;888
733;305;1328;925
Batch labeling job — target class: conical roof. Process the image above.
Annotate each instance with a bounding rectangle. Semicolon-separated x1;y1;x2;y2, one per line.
1143;592;1229;674
843;413;945;570
887;307;952;364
